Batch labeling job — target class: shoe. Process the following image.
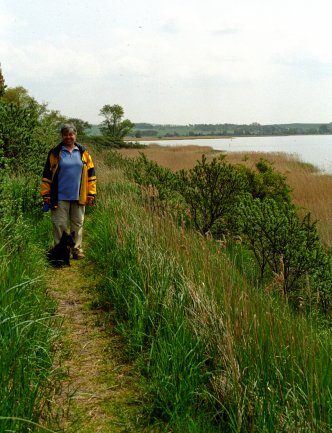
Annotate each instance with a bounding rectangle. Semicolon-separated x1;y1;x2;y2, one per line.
72;251;85;260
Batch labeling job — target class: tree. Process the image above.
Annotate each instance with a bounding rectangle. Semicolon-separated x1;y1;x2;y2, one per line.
2;86;40;110
66;117;91;137
0;86;65;174
99;104;134;147
176;155;248;235
319;124;329;134
238;196;328;297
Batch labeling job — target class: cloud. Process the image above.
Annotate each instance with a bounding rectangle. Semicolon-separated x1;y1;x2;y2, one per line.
0;12;22;36
160;19;180;33
212;28;239;36
1;40;104;82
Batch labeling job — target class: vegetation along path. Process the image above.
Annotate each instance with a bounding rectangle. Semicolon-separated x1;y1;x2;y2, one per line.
47;259;144;432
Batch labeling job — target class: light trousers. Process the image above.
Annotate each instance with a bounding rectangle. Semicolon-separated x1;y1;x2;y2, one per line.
51;200;85;253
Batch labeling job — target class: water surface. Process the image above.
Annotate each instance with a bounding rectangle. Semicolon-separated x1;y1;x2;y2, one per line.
140;135;332;173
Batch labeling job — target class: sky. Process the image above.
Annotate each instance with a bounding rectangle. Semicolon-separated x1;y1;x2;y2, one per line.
1;0;332;125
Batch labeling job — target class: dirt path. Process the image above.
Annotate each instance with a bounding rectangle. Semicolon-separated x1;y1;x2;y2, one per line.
47;260;145;433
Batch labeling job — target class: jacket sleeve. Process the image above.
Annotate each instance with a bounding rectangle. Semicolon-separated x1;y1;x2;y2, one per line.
40;152;52;197
86;152;97;196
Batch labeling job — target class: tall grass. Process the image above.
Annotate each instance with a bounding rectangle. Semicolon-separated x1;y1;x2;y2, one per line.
0;177;58;432
86;171;332;432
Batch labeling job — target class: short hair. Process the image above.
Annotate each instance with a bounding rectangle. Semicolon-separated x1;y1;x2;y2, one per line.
60;123;77;135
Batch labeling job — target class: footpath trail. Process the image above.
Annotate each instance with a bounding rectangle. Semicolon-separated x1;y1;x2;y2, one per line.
47;260;145;433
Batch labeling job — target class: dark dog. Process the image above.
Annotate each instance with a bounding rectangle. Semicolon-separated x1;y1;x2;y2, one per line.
47;231;75;267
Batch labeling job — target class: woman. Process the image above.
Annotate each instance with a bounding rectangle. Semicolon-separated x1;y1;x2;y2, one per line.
41;124;96;259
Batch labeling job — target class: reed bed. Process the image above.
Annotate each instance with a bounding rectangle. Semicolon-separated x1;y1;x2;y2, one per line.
119;144;221;171
86;170;332;432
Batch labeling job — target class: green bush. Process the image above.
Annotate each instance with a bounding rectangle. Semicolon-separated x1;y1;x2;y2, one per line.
0;102;38;167
131;153;177;200
175;155;248;235
238;195;331;311
240;158;292;203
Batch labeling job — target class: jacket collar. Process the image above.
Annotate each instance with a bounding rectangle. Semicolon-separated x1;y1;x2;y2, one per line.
52;142;85;156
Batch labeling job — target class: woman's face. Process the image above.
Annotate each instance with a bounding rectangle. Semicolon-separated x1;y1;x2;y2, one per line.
62;129;76;147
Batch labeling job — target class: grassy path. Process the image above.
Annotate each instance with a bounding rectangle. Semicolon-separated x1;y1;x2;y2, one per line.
47;260;145;433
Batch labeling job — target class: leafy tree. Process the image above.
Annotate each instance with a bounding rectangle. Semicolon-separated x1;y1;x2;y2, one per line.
1;86;42;111
99;104;134;147
0;86;64;174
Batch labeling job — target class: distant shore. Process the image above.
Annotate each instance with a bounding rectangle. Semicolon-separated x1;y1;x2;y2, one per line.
127;133;332;142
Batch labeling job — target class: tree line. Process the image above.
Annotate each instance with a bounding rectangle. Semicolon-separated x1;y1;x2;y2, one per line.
127;122;332;138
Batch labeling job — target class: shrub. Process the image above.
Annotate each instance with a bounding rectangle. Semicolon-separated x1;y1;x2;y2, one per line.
175;155;248;235
238;195;331;310
132;153;178;201
240;158;292;203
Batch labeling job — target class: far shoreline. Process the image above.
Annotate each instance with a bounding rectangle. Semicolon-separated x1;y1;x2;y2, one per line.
127;133;332;142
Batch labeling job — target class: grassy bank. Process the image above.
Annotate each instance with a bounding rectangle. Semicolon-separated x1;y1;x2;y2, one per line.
0;213;59;432
85;162;332;432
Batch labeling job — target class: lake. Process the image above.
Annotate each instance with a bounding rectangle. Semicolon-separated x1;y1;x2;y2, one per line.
139;135;332;174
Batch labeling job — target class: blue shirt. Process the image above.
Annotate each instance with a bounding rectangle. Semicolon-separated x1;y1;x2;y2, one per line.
58;146;83;201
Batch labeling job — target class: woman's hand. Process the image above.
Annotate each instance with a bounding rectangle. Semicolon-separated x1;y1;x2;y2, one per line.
86;196;94;205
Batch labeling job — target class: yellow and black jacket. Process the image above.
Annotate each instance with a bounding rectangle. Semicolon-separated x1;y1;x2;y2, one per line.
40;143;96;207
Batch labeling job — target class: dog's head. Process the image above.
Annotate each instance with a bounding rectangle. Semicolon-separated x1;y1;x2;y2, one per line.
60;231;75;248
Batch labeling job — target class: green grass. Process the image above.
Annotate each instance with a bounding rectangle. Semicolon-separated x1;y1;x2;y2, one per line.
86;171;332;432
0;178;59;432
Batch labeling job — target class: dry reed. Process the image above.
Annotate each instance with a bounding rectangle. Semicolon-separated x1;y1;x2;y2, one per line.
119;144;221;171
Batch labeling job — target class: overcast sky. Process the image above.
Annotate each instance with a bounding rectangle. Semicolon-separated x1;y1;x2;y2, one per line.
1;0;332;125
